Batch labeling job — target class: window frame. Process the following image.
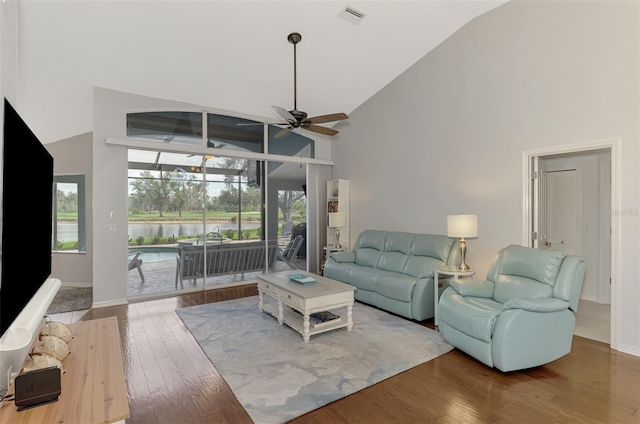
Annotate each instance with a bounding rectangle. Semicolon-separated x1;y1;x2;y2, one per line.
52;174;86;253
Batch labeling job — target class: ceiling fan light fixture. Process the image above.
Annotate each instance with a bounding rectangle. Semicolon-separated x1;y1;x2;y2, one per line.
242;32;349;138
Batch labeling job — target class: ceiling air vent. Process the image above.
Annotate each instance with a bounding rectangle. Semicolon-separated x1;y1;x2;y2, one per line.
338;5;366;25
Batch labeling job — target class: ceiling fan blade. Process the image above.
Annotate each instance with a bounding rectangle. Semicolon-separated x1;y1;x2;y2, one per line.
305;113;349;125
275;127;294;138
302;124;339;137
272;106;296;124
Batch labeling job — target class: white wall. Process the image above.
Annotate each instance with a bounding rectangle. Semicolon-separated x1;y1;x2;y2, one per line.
333;1;639;355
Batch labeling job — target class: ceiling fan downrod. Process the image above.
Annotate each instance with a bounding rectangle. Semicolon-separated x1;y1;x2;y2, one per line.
287;32;306;123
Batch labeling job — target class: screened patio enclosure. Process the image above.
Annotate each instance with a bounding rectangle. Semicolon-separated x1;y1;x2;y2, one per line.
124;111;311;298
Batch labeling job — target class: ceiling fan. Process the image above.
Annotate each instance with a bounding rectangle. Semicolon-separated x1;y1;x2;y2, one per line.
242;32;349;139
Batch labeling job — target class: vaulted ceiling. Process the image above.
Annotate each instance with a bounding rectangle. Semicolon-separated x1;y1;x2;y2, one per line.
16;1;507;144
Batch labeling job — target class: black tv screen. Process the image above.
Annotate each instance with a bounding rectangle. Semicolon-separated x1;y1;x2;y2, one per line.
0;99;54;336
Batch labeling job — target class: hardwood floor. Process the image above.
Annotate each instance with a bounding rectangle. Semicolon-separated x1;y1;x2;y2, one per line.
53;285;640;424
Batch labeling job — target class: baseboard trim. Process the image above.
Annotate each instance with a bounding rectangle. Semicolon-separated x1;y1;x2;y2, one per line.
617;342;640;357
92;299;128;309
60;282;92;288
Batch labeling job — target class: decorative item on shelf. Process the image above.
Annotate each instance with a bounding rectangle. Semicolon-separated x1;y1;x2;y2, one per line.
33;333;70;361
328;212;347;249
327;201;334;213
42;320;73;342
332;188;339;197
447;214;478;271
24;352;65;374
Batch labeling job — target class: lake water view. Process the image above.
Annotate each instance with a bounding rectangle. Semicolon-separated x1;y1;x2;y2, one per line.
127;221;261;239
57;221;262;242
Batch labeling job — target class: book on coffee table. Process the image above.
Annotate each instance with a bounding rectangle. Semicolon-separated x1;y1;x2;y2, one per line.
309;311;340;328
292;309;340;328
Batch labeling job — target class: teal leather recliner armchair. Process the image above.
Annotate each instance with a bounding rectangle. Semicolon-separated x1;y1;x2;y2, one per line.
438;244;586;372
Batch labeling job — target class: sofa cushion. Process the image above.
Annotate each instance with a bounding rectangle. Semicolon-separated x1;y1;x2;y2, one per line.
493;274;554;304
347;266;380;292
353;230;387;267
356;230;387;250
384;232;415;255
489;245;567;304
403;256;443;279
496;245;566;285
355;248;383;268
411;234;455;262
377;232;414;273
440;290;502;342
378;251;409;274
376;271;416;302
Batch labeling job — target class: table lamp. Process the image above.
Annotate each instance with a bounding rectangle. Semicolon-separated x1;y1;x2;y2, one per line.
447;214;478;271
328;212;347;248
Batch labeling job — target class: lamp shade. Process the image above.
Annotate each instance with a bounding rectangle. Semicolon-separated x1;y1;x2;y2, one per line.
447;214;478;238
328;212;347;228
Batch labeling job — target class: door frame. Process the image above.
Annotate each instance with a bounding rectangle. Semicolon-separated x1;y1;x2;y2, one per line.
522;137;619;349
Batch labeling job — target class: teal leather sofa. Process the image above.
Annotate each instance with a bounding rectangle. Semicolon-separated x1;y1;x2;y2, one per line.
324;230;460;321
438;244;586;372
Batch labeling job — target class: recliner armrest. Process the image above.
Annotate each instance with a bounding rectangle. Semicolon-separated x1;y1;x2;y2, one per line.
329;252;356;263
502;298;569;312
449;279;495;298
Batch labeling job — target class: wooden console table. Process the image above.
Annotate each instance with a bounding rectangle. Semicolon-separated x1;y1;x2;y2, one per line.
0;316;130;423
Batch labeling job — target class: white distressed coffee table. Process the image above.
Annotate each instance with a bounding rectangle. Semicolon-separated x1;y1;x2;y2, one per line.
256;271;356;342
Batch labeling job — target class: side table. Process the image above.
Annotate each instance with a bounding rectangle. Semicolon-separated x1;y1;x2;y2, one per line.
434;265;476;327
321;246;345;275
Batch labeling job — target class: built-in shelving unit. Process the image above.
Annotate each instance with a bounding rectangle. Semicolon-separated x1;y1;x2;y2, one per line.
326;179;350;250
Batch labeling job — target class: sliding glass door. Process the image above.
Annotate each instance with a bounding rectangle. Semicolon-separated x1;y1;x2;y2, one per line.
124;109;315;299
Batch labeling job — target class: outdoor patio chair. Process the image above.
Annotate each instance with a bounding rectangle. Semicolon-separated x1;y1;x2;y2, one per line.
128;251;145;282
277;220;294;249
277;235;304;270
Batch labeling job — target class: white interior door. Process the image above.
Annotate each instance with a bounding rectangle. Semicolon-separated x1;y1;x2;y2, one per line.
544;169;581;255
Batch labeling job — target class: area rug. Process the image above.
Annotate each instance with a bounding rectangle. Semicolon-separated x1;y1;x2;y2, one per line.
176;296;453;424
47;287;92;314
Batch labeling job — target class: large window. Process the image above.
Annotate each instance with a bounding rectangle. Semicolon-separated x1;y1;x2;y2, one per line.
52;174;86;253
126;111;316;159
125;110;312;297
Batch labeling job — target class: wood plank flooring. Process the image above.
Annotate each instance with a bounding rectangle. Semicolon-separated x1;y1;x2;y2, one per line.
51;284;640;424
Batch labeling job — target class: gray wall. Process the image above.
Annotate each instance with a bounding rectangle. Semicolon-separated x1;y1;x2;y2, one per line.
0;0;17;107
46;132;93;286
333;1;639;354
92;87;333;307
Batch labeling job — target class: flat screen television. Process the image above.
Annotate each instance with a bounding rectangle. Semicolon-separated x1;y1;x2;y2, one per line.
0;98;54;337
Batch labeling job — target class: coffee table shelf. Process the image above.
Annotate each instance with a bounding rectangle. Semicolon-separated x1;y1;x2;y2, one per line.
256;271;356;342
261;301;349;337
